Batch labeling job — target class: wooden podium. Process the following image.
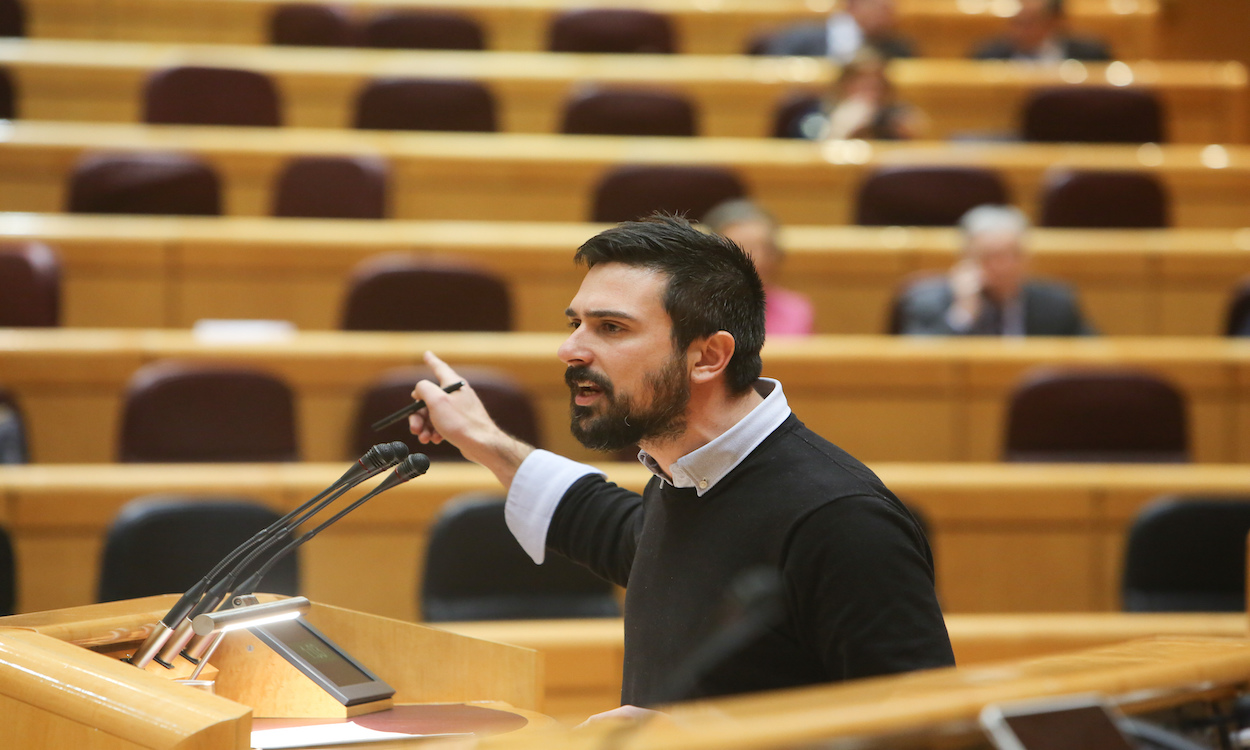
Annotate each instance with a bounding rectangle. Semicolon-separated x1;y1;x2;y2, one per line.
0;595;548;749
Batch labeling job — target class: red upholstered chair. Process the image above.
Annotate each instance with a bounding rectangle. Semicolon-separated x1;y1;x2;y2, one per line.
67;152;222;215
854;166;1009;226
548;9;674;53
268;4;355;47
272;156;389;219
353;78;496;132
118;361;300;463
143;66;282;127
1003;368;1188;463
1121;497;1250;612
0;241;59;327
0;66;15;119
340;254;511;332
421;494;619;621
0;0;23;37
1020;86;1165;143
97;496;299;602
0;523;13;614
349;366;540;461
590;165;747;223
359;10;484;50
561;88;697;137
1038;170;1170;228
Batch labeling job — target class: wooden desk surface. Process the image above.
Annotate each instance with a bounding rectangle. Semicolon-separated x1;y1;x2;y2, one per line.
440;612;1246;723
3;328;1250;466
2;38;1241;141
3;213;1250;336
27;0;1162;58
2;121;1250;227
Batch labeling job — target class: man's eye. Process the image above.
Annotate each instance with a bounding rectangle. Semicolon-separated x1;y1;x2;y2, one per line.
602;322;622;333
567;320;581;330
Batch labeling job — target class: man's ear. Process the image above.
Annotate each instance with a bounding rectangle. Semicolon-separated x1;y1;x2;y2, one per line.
689;331;737;385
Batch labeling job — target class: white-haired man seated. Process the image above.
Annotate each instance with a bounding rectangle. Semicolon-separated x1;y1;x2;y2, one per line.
897;204;1096;336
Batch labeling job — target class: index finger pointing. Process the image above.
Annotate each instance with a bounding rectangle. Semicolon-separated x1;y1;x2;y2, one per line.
423;350;463;386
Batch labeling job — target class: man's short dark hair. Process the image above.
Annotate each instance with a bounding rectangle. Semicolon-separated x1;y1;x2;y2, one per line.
575;214;766;394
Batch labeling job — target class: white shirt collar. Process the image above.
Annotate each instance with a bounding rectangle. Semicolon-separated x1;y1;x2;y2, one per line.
637;378;791;496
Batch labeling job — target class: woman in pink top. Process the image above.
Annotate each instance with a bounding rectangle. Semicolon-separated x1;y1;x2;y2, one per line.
702;200;815;336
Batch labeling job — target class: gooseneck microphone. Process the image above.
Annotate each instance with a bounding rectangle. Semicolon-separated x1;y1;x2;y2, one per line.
233;453;432;598
129;442;409;669
178;453;432;664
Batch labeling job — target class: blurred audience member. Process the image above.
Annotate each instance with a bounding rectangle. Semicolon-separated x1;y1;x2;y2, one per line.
760;0;915;62
788;52;927;140
970;0;1112;62
897;205;1096;336
702;199;814;336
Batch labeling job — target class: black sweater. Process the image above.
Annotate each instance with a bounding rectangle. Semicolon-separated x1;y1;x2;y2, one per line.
547;414;955;707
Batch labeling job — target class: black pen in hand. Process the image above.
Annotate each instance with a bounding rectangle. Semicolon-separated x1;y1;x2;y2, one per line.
371;380;467;431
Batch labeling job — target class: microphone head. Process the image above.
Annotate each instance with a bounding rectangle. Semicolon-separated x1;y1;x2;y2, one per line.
396;453;431;480
362;441;409;470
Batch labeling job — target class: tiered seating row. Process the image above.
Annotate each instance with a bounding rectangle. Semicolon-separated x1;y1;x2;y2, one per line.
1;39;1243;141
5;214;1249;336
3;460;1249;618
2;122;1249;225
25;0;1163;58
1;329;1249;465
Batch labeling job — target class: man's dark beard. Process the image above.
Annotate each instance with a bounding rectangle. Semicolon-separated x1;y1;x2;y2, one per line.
566;353;690;452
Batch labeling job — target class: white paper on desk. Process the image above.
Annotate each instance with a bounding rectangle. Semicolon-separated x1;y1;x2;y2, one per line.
251;721;468;748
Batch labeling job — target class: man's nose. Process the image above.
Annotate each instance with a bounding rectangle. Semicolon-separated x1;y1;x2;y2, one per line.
558;328;591;366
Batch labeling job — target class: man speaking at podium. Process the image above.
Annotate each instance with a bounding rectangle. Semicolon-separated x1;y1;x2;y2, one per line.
407;215;954;717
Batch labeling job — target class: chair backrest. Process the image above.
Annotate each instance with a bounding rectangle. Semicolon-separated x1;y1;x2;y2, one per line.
0;241;59;326
353;78;496;132
0;65;15;119
1038;170;1170;228
143;66;282;127
590;164;747;223
67;152;222;216
0;524;13;615
548;9;674;53
561;88;697;137
421;495;619;621
1121;496;1250;612
359;10;484;50
1004;368;1189;463
1225;278;1250;337
340;255;511;332
349;366;540;460
854;166;1009;226
1020;86;1165;143
771;92;822;139
272;156;389;219
268;3;355;47
97;496;299;603
0;0;24;37
0;386;26;464
118;361;299;463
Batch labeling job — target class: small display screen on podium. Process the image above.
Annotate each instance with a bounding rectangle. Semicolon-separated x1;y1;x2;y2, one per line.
253;619;395;706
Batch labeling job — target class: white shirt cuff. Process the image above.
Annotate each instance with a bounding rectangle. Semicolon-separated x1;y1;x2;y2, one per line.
505;449;604;564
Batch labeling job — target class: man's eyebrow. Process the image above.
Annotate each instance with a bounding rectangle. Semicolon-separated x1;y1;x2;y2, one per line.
565;308;638;321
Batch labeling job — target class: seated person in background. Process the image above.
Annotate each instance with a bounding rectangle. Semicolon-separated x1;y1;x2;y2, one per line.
897;204;1097;336
760;0;916;62
789;51;928;141
702;199;815;336
970;0;1112;62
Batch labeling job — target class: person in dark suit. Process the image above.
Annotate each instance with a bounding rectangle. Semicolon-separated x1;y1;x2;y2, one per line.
897;205;1097;336
758;0;916;62
970;0;1111;62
